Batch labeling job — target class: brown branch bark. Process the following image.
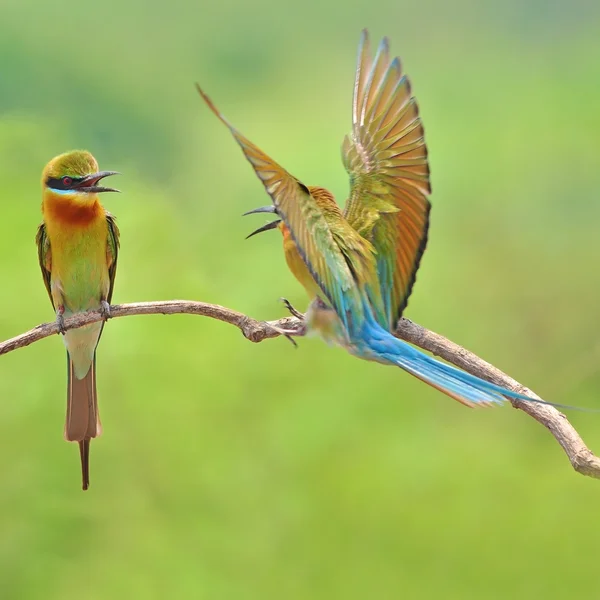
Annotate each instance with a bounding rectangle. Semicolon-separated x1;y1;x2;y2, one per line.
1;300;598;480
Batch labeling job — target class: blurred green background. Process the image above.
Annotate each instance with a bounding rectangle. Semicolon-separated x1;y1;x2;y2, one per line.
1;0;599;598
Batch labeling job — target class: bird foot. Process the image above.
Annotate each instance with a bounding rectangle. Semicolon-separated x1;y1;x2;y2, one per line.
280;297;304;320
269;324;300;348
99;300;111;321
56;306;66;335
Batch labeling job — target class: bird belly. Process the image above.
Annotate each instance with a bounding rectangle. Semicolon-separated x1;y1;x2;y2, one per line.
63;323;103;378
283;236;322;300
49;220;109;379
51;235;109;313
305;298;349;347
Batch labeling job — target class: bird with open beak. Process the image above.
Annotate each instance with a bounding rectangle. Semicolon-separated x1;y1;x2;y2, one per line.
196;30;592;413
36;150;120;490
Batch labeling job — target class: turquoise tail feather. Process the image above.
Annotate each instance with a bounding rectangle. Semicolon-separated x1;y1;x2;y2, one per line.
352;318;598;412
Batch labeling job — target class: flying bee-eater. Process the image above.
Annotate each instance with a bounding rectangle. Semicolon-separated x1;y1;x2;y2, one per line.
36;150;120;490
196;30;591;413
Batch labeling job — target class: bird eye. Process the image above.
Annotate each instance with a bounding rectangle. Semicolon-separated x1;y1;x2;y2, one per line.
62;176;72;187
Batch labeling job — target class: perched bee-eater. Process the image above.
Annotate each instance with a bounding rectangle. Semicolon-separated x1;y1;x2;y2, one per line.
197;30;578;411
36;150;120;490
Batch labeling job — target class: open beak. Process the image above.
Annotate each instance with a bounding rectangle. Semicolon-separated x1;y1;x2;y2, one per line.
243;205;281;239
75;171;121;194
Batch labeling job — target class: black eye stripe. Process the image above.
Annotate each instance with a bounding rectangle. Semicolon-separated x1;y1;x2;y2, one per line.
46;176;84;190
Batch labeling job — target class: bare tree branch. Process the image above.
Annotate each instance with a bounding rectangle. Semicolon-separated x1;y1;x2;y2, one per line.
1;300;598;480
394;318;600;480
0;301;301;355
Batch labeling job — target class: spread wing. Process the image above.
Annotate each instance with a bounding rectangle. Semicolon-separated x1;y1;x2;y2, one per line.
343;30;431;330
105;212;120;303
196;84;377;330
36;222;54;309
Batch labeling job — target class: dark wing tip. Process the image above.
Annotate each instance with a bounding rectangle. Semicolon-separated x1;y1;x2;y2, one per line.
376;36;390;62
390;56;403;76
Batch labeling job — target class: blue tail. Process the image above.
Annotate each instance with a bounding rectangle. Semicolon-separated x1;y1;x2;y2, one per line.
353;319;595;411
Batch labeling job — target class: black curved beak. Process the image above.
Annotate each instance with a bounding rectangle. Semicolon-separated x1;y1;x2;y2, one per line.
76;171;120;194
246;219;282;239
242;205;276;217
243;205;281;239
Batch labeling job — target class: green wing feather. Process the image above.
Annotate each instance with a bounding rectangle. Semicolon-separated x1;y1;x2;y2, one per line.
105;212;120;303
95;211;120;345
35;214;120;313
342;30;431;330
36;222;54;309
196;84;377;329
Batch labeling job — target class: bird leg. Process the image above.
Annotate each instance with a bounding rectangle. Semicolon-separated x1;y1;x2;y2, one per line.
268;324;300;348
99;300;111;321
55;305;66;335
280;297;305;320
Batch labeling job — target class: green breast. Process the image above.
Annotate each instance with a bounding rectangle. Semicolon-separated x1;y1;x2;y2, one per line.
51;221;109;314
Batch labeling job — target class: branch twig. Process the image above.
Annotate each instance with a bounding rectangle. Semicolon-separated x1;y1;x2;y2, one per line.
1;300;598;480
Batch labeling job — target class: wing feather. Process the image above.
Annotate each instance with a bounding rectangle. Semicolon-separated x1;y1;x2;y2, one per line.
196;84;376;330
343;30;431;329
105;212;120;304
35;222;54;309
